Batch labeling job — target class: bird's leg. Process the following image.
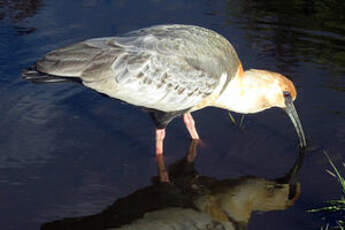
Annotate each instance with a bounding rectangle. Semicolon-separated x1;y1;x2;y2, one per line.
183;113;200;139
156;154;170;182
155;128;166;155
186;139;199;163
155;128;170;182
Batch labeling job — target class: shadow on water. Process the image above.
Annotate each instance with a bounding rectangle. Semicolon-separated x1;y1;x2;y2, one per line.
0;0;42;35
41;140;305;230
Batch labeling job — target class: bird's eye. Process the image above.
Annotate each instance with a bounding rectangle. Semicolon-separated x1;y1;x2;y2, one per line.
283;91;291;97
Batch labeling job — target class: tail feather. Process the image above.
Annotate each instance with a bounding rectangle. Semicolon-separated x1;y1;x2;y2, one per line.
22;66;81;84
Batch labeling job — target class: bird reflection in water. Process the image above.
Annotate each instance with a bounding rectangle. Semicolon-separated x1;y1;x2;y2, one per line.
41;141;304;230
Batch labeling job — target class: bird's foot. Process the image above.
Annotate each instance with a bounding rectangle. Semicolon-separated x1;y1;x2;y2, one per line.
191;138;206;149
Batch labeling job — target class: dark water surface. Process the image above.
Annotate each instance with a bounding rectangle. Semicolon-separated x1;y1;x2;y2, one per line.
1;0;344;229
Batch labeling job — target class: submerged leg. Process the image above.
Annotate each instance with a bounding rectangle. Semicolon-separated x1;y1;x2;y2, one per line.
156;154;170;182
183;113;200;139
155;129;170;182
155;128;166;155
156;139;200;183
186;139;200;162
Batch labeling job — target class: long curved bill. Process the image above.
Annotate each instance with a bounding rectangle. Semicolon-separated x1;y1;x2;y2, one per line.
284;95;307;149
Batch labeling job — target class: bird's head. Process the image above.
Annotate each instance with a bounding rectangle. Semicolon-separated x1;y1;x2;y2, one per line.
245;69;307;148
238;69;296;109
216;69;306;148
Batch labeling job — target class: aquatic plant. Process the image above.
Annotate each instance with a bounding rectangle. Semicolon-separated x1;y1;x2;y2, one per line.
308;151;345;229
228;112;245;130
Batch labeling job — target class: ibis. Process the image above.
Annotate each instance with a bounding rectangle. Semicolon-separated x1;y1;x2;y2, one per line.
22;24;307;155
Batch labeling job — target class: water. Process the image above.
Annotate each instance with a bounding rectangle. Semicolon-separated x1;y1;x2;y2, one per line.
0;0;344;229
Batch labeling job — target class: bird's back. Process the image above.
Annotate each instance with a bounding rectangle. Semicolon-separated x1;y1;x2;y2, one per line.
31;25;242;112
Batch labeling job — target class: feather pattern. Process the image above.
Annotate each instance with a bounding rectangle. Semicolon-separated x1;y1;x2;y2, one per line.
35;24;241;112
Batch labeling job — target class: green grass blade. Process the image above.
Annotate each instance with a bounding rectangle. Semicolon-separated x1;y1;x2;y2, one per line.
228;112;237;125
239;115;245;128
323;151;345;195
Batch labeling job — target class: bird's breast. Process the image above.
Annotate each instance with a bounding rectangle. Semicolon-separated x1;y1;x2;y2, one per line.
190;72;229;111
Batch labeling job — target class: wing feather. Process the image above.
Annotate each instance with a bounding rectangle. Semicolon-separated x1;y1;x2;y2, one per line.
35;25;241;111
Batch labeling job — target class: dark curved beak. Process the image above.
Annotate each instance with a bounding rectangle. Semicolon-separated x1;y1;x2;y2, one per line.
283;95;307;149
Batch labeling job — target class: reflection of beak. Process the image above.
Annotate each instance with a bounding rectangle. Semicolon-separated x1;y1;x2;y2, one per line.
284;96;307;149
275;148;305;200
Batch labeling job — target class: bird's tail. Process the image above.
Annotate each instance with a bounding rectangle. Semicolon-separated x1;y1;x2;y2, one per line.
22;65;81;84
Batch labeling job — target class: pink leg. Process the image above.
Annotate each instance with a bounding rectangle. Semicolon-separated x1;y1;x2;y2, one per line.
155;129;166;155
183;113;200;139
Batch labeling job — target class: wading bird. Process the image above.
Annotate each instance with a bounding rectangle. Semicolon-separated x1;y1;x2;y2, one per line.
22;24;306;155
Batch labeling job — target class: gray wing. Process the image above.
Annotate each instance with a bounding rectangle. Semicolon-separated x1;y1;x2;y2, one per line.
36;25;240;111
36;38;120;80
